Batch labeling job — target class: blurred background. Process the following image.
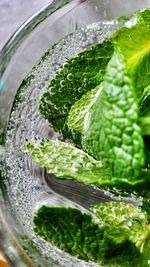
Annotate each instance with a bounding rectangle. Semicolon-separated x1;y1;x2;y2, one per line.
0;0;50;50
0;0;150;50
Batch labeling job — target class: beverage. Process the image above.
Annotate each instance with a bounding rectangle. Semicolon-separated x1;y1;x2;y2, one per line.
5;21;120;267
3;7;150;266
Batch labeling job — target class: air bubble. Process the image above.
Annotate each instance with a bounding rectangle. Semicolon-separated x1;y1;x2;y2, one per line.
63;62;69;68
60;80;65;87
78;87;83;93
67;73;73;81
5;20;121;267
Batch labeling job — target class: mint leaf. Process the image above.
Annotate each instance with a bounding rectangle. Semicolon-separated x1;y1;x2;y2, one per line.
111;25;150;96
24;138;150;187
33;205;149;266
92;202;150;251
39;41;113;141
67;85;100;134
93;202;150;265
82;51;145;179
23;139;111;184
68;87;150;137
33;206;105;264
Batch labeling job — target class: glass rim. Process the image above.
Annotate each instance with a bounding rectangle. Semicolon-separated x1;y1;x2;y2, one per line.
0;0;84;79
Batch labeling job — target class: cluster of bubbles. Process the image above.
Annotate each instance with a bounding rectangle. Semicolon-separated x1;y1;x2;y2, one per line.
5;21;120;267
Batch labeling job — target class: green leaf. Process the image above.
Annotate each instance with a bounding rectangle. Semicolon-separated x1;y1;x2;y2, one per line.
33;206;105;264
82;51;145;179
39;40;114;141
33;205;149;266
111;25;150;96
135;8;150;26
67;85;100;134
24;138;150;188
23;139;111;184
67;88;150;141
93;202;150;264
92;202;149;250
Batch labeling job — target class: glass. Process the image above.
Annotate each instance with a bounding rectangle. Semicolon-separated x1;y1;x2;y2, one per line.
0;0;149;266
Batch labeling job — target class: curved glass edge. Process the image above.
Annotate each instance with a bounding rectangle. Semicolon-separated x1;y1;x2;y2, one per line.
0;201;36;267
0;1;83;266
0;192;60;267
0;0;84;78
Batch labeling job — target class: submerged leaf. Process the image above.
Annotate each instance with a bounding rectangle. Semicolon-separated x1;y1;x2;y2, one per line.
82;51;145;179
67;85;101;134
34;206;105;264
24;138;150;188
23;139;111;184
92;202;149;250
39;41;113;141
33;205;149;266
